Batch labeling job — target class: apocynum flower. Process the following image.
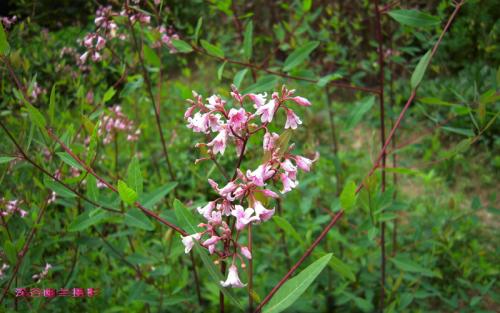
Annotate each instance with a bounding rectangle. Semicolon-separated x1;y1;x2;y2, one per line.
240;246;252;259
207;128;228;155
228;108;248;131
280;173;298;194
253;200;275;221
246;164;275;187
285;109;302;130
290;96;311;106
247;93;267;108
231;205;259;230
181;233;201;253
294;155;317;172
197;201;216;219
263;132;279;151
220;265;246;288
255;99;278;123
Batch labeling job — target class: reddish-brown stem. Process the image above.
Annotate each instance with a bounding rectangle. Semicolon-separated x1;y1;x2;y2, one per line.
46;128;188;235
254;210;345;313
191;45;380;95
248;223;254;313
373;0;387;309
255;2;465;310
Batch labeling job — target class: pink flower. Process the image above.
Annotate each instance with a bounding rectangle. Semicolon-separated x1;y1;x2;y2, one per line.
258;189;280;199
280;173;298;194
96;36;106;50
240;246;252;259
290;96;311;106
285;109;302;129
246;164;275;187
187;112;209;133
208;211;222;224
247;93;267;108
228;108;248;131
294;154;317;172
197;201;216;219
231;205;259;230
203;235;220;254
253;200;275;221
220;265;246;288
206;95;226;110
181;233;201;253
263;132;279;151
207;128;228;155
209;180;239;201
281;159;297;175
255;99;278;123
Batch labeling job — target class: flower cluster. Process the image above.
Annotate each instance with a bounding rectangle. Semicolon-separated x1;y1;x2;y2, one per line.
97;105;140;144
1;15;18;29
32;263;52;283
0;198;27;218
153;25;180;53
182;85;317;287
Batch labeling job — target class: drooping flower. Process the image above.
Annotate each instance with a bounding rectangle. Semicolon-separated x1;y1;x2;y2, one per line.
253;200;275;222
197;201;216;219
181;233;202;253
263;132;279;151
240;246;252;259
220;265;246;288
247;93;267;108
285;109;302;130
280;173;298;194
255;99;278;123
246;164;275;187
228;108;248;131
290;96;311;106
207;128;228;155
231;205;259;230
294;154;317;172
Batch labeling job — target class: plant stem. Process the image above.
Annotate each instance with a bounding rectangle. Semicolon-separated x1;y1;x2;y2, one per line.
372;0;387;310
248;223;254;313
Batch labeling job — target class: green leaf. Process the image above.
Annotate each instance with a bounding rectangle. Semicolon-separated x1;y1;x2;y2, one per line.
103;86;116;103
243;21;253;60
86;175;99;201
263;253;332;313
200;40;224;58
194;17;203;42
171;39;193;53
143;45;161;67
317;73;343;87
273;216;303;244
124;208;154;231
117;180;138;205
346;96;375;130
127;157;143;195
24;101;47;129
329;255;356;281
68;210;109;232
43;176;76;198
217;61;227;80
4;241;17;264
242;75;277;94
390;256;441;278
0;156;16;164
0;23;10;55
139;182;177;209
56;152;84;171
303;0;312;12
283;41;319;72
173;199;243;310
49;84;56;123
388;9;440;28
340;180;357;211
233;69;248;89
410;49;432;90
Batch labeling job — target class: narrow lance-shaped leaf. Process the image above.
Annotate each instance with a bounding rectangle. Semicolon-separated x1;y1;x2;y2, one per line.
283;41;319;72
263;253;333;313
200;40;225;58
243;21;253;60
194;17;203;42
0;23;10;55
127;157;143;195
171;39;193;53
340;180;357;211
124;208;154;231
388;9;440;28
411;49;432;90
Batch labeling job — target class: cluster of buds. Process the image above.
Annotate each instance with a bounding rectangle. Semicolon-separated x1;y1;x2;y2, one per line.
1;15;17;29
29;82;46;102
97;105;140;144
182;85;318;287
0;199;27;218
32;263;52;283
152;25;180;53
